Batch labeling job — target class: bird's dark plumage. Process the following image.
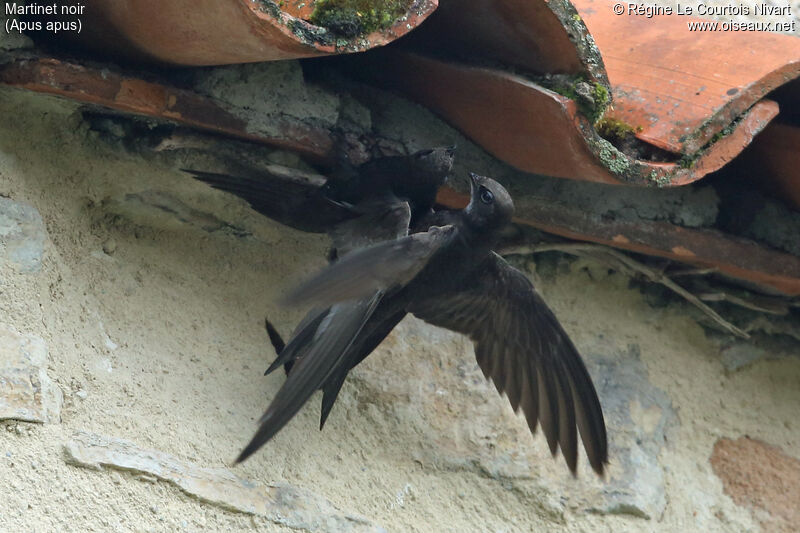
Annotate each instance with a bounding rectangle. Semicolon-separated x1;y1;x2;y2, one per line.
264;319;286;356
190;148;455;441
407;252;607;474
237;295;383;462
239;174;609;475
264;319;294;375
185;167;351;234
184;146;455;236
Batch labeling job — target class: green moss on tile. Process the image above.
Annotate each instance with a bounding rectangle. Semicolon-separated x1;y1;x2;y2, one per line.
593;83;609;112
541;75;611;124
309;0;412;36
596;116;642;142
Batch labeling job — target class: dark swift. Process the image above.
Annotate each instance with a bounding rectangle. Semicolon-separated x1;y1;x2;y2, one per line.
187;147;455;425
184;145;456;240
237;174;609;475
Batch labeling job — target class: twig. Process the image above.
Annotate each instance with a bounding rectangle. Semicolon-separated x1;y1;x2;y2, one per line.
694;289;790;316
502;243;750;339
669;267;718;277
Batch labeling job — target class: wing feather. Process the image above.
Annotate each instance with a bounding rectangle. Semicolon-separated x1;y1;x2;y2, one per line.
284;225;456;308
410;252;607;475
185;168;353;233
537;361;559;456
327;197;411;256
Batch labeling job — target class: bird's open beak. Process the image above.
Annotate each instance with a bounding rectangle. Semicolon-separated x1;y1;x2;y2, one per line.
468;172;480;194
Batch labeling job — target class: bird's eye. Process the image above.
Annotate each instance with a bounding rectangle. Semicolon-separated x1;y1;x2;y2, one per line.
479;187;494;205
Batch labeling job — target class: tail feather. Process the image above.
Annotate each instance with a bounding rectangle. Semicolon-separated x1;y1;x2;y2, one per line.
265;319;286;354
237;295;382;463
264;319;296;375
319;372;347;430
263;311;326;376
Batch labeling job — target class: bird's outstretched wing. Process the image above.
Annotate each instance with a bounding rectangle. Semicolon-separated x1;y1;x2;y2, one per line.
284;225;456;308
409;253;608;475
184;168;356;233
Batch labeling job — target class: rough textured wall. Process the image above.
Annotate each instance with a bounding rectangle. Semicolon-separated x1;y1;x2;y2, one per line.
0;64;798;532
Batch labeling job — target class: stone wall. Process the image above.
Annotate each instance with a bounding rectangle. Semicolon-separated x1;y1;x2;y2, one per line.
0;60;798;532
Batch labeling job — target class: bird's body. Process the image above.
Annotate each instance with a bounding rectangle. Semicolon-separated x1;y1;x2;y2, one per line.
187;146;456;426
239;174;609;476
185;146;455;239
331;150;454;227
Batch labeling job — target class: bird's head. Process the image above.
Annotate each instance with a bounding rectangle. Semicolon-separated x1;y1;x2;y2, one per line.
409;146;456;185
465;173;514;230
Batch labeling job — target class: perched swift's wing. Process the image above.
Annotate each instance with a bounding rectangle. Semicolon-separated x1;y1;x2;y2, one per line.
409;252;608;475
184;168;356;233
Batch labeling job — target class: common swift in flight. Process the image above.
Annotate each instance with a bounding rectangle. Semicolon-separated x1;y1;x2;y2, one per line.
238;173;608;475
